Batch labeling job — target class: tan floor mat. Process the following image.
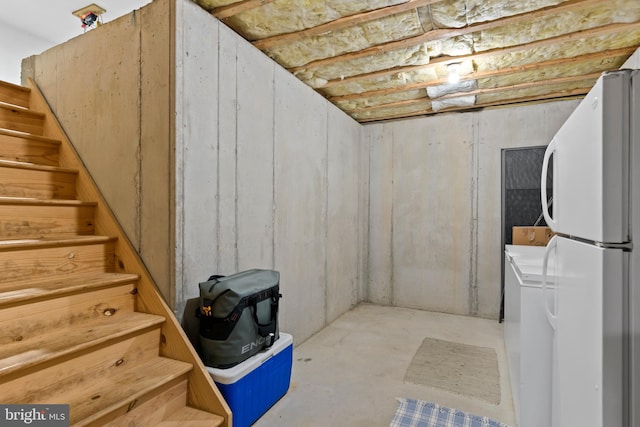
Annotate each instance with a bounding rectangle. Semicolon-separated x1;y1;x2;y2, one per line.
403;337;501;404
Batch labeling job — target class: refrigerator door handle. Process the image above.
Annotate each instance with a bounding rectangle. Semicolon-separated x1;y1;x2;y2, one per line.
541;138;557;231
542;235;557;330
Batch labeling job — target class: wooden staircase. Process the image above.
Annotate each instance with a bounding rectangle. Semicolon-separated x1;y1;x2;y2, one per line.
0;79;231;426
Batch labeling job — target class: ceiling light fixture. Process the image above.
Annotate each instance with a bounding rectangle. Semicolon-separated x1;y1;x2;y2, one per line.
72;3;106;32
447;62;462;84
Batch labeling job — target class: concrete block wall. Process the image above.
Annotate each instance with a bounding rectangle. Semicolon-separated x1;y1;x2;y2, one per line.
365;100;579;319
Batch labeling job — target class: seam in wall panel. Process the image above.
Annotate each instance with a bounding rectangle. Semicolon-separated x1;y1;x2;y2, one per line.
271;66;276;270
468;113;480;315
234;48;239;273
324;104;329;322
137;12;143;253
174;0;185;307
215;23;221;273
390;124;394;306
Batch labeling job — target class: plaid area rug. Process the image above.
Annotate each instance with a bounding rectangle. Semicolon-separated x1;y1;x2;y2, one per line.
390;398;510;427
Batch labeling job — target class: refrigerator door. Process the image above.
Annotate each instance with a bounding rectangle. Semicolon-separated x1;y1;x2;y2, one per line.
551;236;626;427
630;69;640;427
541;70;630;243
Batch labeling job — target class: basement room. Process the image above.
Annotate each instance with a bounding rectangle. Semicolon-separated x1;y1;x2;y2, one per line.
0;0;638;426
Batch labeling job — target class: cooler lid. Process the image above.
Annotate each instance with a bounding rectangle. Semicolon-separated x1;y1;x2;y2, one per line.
207;333;293;384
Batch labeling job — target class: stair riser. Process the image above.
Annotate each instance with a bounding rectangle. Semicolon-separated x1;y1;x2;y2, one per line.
79;378;189;427
0;133;59;166
0;328;162;406
0;204;95;240
0;241;115;284
0;167;77;199
0;314;166;381
0;106;44;135
0;82;30;109
105;380;188;427
0;284;135;348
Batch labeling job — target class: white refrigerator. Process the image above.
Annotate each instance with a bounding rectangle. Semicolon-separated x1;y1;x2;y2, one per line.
540;69;639;427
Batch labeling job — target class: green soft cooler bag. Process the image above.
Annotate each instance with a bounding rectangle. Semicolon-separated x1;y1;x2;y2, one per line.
198;269;281;368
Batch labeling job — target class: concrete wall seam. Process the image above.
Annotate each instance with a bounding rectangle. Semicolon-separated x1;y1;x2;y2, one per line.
468;113;480;316
136;19;143;253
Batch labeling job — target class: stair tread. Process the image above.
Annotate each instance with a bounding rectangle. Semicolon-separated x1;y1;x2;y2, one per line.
0;128;59;144
0;102;43;117
0;271;139;306
72;357;194;426
0;235;116;251
0;158;77;173
158;406;225;426
0;100;30;112
0;310;165;377
0;196;96;206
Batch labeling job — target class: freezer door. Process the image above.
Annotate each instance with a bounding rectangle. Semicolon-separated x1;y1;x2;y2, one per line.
503;253;521;424
541;71;630;243
551;236;626;427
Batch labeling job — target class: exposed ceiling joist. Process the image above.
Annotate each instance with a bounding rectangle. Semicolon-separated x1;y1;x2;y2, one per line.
289;0;603;74
329;46;637;102
359;88;590;122
211;0;276;20
351;72;602;114
195;0;640;122
322;21;640;89
252;0;446;50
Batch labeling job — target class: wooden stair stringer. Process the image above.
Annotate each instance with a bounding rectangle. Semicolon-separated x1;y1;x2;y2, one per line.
26;79;232;426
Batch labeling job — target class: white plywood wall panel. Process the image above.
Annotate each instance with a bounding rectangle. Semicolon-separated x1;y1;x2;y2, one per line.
367;123;393;305
474;100;579;317
236;33;276;272
274;66;328;342
175;0;220;306
326;105;361;323
390;114;474;315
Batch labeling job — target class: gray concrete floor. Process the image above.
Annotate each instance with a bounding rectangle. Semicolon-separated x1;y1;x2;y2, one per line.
255;303;516;427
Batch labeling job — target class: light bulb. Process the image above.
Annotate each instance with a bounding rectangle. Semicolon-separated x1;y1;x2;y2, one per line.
447;62;461;84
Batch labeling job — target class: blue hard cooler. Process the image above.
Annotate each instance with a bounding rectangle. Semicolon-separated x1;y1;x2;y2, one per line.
207;333;293;427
